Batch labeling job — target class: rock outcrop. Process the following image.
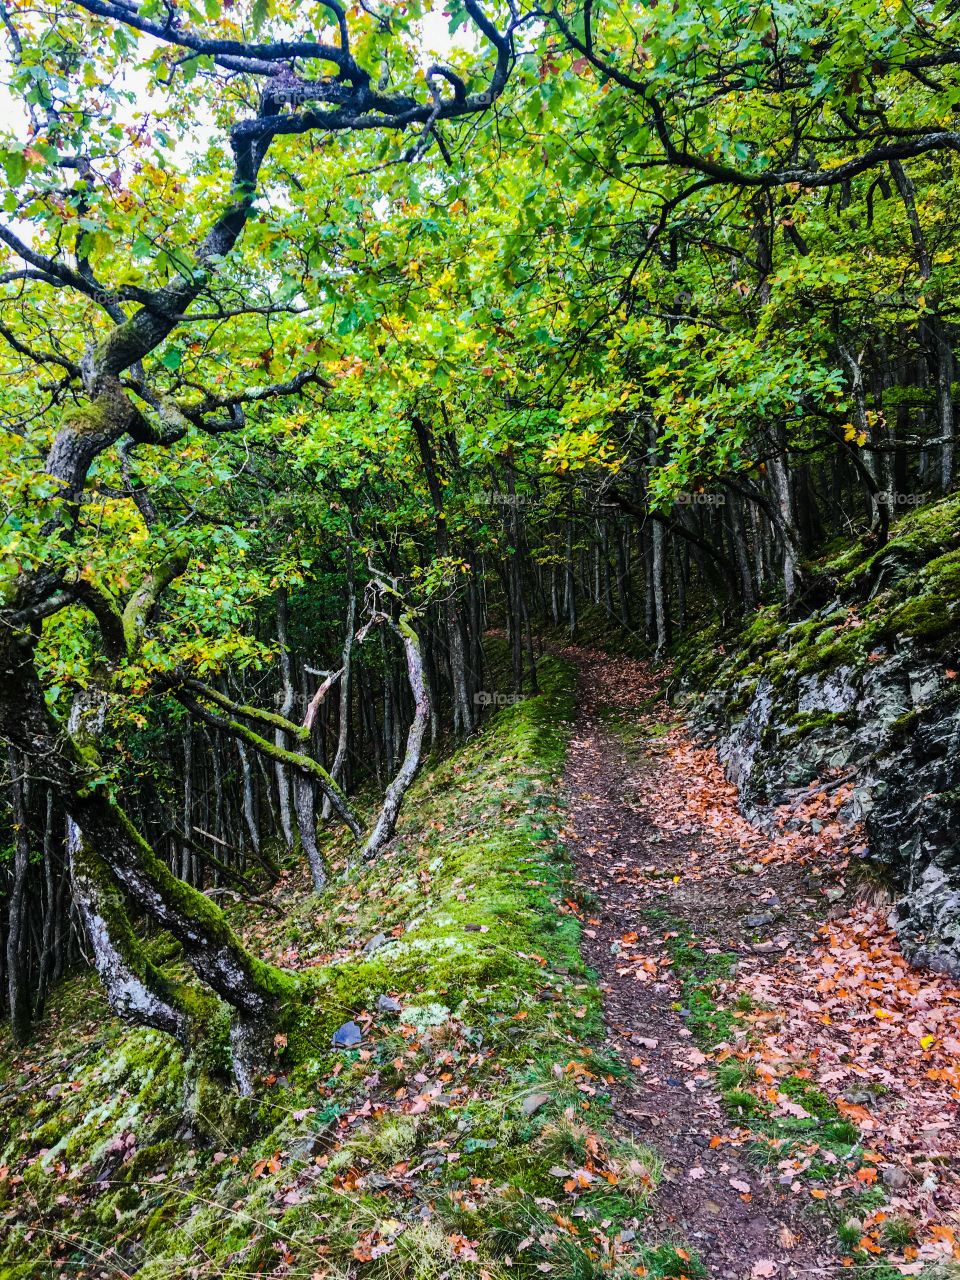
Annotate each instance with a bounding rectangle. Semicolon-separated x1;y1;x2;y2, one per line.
679;494;960;976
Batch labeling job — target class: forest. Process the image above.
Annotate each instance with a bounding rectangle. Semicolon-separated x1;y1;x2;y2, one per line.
1;0;960;1276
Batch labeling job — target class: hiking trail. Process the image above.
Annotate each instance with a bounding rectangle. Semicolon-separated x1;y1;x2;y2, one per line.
560;646;845;1279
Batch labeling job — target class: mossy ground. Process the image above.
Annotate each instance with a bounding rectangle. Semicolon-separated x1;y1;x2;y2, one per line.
0;653;676;1280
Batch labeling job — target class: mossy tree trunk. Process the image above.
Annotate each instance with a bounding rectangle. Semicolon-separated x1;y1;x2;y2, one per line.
0;630;296;1089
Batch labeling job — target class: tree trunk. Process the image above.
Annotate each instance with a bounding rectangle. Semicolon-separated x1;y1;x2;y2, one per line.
6;747;32;1043
294;773;326;891
35;788;58;1017
362;614;430;862
237;740;261;858
181;724;194;883
651;517;671;653
560;522;573;636
322;550;357;818
726;492;757;611
274;588;295;851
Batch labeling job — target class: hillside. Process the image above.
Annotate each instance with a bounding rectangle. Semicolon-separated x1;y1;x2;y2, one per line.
0;658;678;1280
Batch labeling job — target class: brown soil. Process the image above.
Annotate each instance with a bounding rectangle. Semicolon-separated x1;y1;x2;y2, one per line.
560;648;843;1279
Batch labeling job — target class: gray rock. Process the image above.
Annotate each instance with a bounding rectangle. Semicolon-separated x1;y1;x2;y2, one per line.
363;932;387;956
695;633;960;977
798;667;858;715
522;1092;551;1117
377;995;402;1014
332;1020;363;1048
290;1133;327;1160
843;1088;874;1104
745;912;774;927
716;678;775;793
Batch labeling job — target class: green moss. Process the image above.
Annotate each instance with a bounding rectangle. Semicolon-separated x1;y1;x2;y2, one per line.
784;709;850;735
882;549;960;644
3;649;669;1279
92;317;140;369
779;1075;834;1119
886;707;923;745
59;399;108;436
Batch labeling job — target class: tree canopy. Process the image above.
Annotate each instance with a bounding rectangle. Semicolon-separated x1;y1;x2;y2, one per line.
3;0;960;1077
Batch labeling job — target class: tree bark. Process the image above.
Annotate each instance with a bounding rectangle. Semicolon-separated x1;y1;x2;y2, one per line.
362;615;430;861
274;588;295;851
322;550;357;818
6;747;32;1043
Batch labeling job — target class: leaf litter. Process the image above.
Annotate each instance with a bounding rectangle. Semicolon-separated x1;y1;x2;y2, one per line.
559;645;960;1278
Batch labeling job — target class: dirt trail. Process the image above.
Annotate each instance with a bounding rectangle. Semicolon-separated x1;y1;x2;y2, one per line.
560;647;839;1279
